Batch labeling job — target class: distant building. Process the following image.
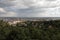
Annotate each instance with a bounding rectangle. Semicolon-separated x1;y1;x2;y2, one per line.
8;20;25;25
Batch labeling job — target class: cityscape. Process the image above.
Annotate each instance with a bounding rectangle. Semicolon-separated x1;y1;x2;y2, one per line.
0;0;60;40
0;17;60;25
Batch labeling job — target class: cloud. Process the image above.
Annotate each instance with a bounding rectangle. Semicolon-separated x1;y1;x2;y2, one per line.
46;0;56;1
0;8;6;12
0;0;60;17
0;11;16;17
0;0;14;8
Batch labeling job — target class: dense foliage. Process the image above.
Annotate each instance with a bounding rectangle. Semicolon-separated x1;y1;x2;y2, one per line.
0;20;60;40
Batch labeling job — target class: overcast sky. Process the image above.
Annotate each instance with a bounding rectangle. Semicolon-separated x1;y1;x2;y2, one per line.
0;0;60;17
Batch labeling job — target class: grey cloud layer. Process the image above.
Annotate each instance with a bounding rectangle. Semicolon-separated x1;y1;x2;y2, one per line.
0;0;60;17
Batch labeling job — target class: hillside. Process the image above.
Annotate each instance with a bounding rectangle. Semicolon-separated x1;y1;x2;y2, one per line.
0;20;60;40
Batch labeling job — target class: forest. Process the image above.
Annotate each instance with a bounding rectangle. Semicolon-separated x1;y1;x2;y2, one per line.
0;20;60;40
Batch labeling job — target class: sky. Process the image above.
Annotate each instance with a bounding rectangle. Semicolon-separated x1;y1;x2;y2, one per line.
0;0;60;17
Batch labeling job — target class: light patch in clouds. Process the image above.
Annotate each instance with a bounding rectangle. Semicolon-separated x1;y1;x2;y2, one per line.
0;8;6;12
0;0;60;17
0;11;16;17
